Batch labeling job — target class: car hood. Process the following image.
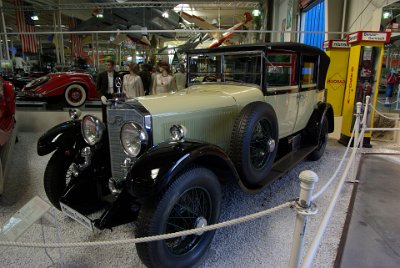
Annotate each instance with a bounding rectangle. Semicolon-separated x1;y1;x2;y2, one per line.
136;84;264;115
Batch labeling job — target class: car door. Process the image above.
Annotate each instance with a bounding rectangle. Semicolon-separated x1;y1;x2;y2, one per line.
265;50;299;138
293;54;319;133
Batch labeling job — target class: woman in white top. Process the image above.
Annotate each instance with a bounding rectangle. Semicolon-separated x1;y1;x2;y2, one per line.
174;64;186;91
123;62;144;98
151;61;177;95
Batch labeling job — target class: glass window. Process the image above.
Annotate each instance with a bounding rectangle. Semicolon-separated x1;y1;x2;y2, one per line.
265;52;297;87
188;54;222;84
301;55;318;84
223;54;262;86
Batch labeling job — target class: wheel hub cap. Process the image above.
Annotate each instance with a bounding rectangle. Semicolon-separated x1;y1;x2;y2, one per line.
267;138;276;153
194;216;207;236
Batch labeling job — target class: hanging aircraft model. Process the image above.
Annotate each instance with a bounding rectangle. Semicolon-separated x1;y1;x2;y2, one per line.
179;11;252;48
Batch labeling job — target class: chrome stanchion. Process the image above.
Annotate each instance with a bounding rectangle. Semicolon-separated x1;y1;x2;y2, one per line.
289;170;318;268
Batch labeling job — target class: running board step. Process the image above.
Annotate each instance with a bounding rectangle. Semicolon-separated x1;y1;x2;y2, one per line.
265;145;317;186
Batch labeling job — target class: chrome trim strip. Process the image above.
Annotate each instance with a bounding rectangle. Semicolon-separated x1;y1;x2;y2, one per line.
43;81;85;95
301;83;317;88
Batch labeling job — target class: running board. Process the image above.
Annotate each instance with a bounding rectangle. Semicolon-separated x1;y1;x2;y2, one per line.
265;145;317;186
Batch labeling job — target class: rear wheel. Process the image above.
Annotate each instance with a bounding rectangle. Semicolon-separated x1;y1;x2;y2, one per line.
64;84;86;107
308;116;329;161
135;166;221;268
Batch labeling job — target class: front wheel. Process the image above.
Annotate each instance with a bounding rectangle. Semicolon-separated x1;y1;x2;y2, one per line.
44;150;73;209
64;84;87;107
135;166;221;268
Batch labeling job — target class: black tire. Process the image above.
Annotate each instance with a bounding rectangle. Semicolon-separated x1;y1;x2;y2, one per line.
308;116;329;161
135;166;221;268
44;150;73;210
64;84;87;107
229;102;278;187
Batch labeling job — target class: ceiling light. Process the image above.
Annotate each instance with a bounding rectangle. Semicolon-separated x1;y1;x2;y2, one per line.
174;4;190;12
31;15;39;21
252;9;261;17
383;11;391;19
162;11;169;18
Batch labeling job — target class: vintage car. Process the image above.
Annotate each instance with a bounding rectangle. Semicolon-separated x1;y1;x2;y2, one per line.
37;43;333;268
19;72;97;107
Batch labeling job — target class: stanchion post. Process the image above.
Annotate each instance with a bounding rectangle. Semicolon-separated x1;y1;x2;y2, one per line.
359;96;370;150
352;102;362;180
289;170;319;268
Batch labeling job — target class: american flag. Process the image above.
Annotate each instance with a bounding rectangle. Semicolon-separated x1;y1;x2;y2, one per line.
14;0;38;53
68;17;84;58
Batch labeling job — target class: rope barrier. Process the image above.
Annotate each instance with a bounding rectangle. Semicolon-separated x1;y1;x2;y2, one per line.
0;201;294;249
369;104;400;120
311;129;355;201
376;99;398;105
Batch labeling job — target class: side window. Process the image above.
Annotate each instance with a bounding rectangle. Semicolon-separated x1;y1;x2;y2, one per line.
223;53;262;85
188;54;222;84
265;51;297;90
301;55;318;86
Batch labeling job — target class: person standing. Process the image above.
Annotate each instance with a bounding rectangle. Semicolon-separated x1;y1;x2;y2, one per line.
174;64;186;91
385;68;399;105
151;61;177;95
139;63;152;95
123;62;145;98
13;55;27;75
96;60;118;99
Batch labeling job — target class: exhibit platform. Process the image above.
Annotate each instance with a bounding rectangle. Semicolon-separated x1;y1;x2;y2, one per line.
336;153;400;268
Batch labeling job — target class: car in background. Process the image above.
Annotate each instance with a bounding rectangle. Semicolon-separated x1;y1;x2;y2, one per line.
18;72;97;107
0;76;16;195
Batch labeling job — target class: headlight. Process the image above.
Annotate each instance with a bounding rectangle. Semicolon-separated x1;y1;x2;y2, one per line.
120;122;148;157
81;115;105;145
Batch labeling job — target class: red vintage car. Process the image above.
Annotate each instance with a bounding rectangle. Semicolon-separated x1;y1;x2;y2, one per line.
0;78;15;146
19;72;97;107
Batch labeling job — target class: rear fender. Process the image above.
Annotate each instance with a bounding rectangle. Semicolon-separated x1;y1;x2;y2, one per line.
126;141;240;200
317;102;334;133
37;120;81;156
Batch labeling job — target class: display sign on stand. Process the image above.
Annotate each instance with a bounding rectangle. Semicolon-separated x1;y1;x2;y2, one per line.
323;40;350;116
339;31;391;147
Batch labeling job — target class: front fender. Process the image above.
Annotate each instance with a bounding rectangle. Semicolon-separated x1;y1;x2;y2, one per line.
37;120;81;156
126;141;239;199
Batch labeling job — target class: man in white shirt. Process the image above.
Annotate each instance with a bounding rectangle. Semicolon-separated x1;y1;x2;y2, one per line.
96;60;118;98
13;55;26;75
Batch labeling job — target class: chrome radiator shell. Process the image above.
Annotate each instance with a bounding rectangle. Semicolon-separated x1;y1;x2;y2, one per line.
106;102;150;183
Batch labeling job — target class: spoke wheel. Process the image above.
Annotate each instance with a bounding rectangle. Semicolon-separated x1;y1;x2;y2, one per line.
135;166;221;268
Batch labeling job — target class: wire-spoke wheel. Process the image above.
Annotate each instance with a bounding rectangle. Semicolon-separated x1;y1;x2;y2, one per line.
135;166;221;268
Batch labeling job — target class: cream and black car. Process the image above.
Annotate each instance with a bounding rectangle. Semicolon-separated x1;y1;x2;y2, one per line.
37;43;333;268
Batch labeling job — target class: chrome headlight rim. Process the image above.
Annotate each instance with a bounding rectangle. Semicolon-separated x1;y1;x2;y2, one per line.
81;115;106;146
120;121;148;157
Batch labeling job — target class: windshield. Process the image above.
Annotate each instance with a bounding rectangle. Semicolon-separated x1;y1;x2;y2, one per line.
188;52;262;86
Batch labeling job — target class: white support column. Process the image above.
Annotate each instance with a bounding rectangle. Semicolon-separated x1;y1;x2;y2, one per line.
57;8;65;65
0;0;10;60
53;11;60;64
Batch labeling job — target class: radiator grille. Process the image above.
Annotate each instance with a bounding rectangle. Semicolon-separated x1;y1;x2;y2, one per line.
107;105;146;182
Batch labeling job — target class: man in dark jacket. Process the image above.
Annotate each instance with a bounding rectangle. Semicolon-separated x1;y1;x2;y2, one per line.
96;60;118;98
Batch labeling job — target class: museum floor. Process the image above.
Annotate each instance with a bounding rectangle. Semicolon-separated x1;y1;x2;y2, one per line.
0;131;399;267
